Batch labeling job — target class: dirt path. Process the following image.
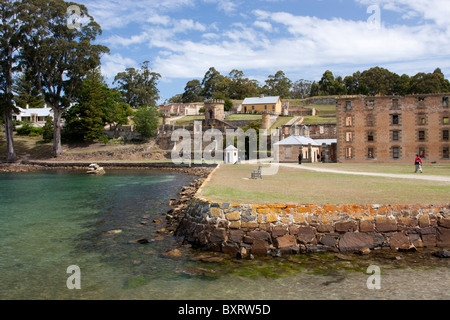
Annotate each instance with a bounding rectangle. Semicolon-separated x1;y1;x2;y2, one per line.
278;163;450;183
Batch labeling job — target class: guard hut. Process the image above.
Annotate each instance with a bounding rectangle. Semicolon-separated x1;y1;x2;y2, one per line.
224;145;239;164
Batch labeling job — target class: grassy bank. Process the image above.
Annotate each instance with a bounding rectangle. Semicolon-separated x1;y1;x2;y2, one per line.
198;164;450;205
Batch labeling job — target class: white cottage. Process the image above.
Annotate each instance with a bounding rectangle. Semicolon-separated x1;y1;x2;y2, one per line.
224;145;239;164
13;105;53;126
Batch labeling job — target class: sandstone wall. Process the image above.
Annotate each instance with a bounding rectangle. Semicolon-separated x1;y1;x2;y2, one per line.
176;200;450;256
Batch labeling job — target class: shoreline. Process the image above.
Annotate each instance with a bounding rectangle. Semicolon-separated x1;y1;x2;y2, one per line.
0;160;218;175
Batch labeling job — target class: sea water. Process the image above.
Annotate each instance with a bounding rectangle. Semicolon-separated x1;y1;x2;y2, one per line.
0;170;448;300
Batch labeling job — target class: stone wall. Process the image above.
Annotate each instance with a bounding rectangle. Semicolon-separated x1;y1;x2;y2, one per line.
176;199;450;256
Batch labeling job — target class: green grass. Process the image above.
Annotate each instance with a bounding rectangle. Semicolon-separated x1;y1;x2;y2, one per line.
301;115;336;125
173;115;205;126
199;164;450;205
270;116;294;129
225;114;262;120
303;163;450;176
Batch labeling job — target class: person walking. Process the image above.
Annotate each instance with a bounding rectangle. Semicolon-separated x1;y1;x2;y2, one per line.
414;154;423;173
298;153;302;165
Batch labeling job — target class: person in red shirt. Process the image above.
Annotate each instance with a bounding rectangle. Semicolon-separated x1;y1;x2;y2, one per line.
414;154;423;173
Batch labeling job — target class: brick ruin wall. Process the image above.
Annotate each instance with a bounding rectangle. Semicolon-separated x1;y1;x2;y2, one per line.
176;199;450;256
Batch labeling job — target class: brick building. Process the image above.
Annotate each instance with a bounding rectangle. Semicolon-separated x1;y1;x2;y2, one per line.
336;94;450;163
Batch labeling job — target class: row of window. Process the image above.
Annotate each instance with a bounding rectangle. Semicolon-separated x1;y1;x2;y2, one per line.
344;146;450;160
344;115;450;127
345;129;450;143
344;96;450;111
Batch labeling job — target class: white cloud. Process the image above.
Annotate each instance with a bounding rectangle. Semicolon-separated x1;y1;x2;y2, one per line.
100;53;138;80
151;7;450;81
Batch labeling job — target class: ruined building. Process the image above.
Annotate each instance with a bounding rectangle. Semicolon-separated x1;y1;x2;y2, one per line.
336;94;450;163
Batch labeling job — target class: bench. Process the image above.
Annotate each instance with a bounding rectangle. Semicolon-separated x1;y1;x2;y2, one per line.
251;166;262;179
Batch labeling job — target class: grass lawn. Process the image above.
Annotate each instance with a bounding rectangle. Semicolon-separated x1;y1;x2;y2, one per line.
199;164;450;205
0;133;53;160
172;115;205;126
301;115;336;125
302;163;450;176
225;114;262;120
270;116;294;129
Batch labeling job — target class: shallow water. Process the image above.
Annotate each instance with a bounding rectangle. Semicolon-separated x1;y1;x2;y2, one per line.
0;170;448;300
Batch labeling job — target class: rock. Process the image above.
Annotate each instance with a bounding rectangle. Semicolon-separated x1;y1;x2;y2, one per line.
128;238;150;244
358;247;371;255
152;219;162;224
156;228;168;234
375;216;397;232
338;232;385;252
236;247;248;259
297;226;316;244
251;239;269;256
335;221;357;233
436;227;450;247
397;245;417;253
105;229;122;236
389;232;411;250
164;249;182;258
274;235;296;249
432;249;450;258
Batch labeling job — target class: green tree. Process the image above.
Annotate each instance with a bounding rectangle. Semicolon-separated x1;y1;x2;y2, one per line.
182;79;203;103
133;106;159;139
0;0;27;162
102;89;133;134
262;70;292;98
318;70;335;96
63;70;107;142
42;116;53;142
201;67;224;99
213;93;233;111
359;67;399;96
292;79;312;99
13;71;45;109
23;0;109;156
114;61;161;108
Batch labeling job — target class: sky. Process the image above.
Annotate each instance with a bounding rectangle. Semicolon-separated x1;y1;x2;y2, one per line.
75;0;450;103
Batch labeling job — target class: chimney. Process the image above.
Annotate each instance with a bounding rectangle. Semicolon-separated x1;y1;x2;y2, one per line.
260;94;265;98
26;104;29;109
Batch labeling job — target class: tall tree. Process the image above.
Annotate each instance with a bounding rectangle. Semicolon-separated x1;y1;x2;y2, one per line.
182;79;203;103
292;79;312;99
63;70;107;142
227;69;259;99
114;61;161;108
318;70;335;96
262;70;292;98
23;0;109;156
201;67;224;99
13;71;45;108
0;0;26;162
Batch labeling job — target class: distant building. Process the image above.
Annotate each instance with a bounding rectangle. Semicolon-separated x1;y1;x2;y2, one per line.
242;95;282;114
13;105;53;126
274;135;337;163
158;103;203;116
336;94;450;163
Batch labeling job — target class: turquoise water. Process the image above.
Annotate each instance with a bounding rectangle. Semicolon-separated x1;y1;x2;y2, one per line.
0;170;449;300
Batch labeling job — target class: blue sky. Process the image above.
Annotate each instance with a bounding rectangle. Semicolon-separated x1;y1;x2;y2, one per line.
76;0;450;103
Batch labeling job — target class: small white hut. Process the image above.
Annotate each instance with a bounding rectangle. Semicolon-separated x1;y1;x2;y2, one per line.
224;145;239;164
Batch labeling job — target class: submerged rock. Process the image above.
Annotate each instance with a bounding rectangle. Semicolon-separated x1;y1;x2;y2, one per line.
164;249;182;258
432;249;450;258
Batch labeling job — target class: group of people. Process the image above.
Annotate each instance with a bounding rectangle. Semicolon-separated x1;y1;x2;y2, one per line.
298;152;425;174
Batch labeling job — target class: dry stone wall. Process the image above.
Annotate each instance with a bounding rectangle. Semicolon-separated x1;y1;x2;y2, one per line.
176;200;450;256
